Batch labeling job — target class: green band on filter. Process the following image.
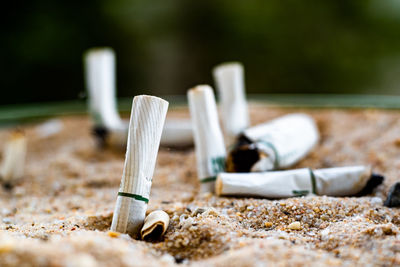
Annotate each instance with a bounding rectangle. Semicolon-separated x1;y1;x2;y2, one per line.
200;176;217;183
308;168;317;194
292;190;310;196
118;192;149;203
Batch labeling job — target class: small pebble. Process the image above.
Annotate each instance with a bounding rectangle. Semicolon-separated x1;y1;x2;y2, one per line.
264;222;273;228
107;231;120;238
288;221;301;230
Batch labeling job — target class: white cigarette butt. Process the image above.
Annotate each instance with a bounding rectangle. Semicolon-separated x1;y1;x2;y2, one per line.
110;95;168;238
213;62;249;145
188;85;226;193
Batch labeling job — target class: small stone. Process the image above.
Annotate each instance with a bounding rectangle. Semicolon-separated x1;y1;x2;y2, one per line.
321;214;329;221
107;231;120;238
264;222;273;228
288;221;301;230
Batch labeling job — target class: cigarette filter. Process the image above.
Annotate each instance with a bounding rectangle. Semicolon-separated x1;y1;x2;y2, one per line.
216;165;383;198
140;210;170;240
188;85;226;193
0;131;27;189
213;62;249;145
111;95;168;238
227;113;319;172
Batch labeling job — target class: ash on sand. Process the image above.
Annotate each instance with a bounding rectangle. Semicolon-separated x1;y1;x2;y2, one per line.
1;106;400;266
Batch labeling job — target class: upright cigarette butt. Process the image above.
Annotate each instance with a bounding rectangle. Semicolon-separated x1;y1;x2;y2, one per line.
0;130;27;189
111;95;168;238
84;47;126;146
188;85;226;193
213;62;249;145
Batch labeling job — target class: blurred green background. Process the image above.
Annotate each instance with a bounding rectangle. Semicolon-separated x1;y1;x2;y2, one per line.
1;0;400;105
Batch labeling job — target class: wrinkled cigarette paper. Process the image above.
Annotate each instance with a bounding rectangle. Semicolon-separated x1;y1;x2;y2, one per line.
111;95;168;238
217;165;375;198
141;210;170;240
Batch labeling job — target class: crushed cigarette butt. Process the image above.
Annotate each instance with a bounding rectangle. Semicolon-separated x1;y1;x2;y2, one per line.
141;210;170;240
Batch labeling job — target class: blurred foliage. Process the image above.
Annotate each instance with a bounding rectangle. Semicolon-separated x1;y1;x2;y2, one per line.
1;0;400;104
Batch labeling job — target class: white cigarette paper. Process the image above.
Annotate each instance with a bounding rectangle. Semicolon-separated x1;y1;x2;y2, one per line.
111;95;168;238
140;210;170;240
228;113;319;172
188;85;226;193
84;48;125;130
213;62;249;145
216;165;372;198
160;119;193;147
0;131;27;186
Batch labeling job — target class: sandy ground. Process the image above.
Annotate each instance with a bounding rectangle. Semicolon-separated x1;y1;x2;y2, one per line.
0;105;400;266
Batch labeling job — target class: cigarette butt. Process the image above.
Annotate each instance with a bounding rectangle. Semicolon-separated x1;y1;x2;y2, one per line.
0;130;27;189
140;210;170;240
188;85;226;193
314;165;376;196
110;95;168;238
213;62;249;145
216;166;382;198
84;48;194;149
84;48;125;142
227;113;319;172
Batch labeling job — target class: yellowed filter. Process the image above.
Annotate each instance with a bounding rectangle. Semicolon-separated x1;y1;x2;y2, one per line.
0;131;27;186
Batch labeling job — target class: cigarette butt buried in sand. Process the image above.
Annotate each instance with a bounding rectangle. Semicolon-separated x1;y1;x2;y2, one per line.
140;210;170;240
226;113;319;172
111;95;168;238
188;85;226;193
213;62;249;146
216;165;384;198
0;130;27;189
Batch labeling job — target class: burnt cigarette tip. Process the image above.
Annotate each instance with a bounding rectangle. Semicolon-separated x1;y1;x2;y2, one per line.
2;182;13;191
227;142;260;173
356;172;384;197
92;126;109;147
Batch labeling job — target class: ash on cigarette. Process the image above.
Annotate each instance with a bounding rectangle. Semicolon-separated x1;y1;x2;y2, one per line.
0;106;400;266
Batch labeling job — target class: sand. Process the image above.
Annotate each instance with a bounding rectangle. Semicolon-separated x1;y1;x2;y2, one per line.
0;105;400;266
